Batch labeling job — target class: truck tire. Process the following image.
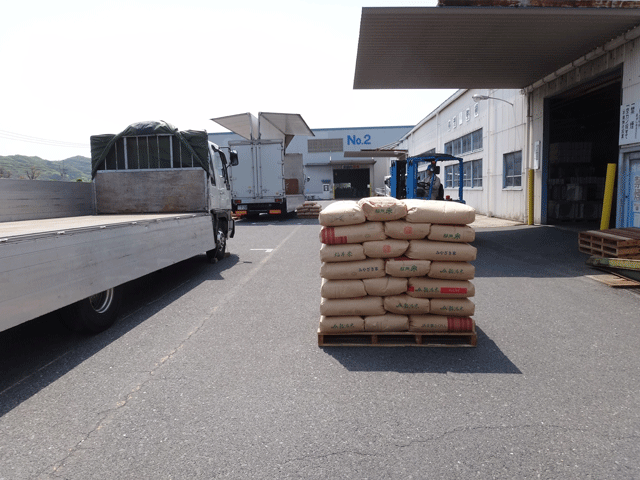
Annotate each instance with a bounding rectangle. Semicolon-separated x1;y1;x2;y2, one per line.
207;220;227;263
61;287;123;333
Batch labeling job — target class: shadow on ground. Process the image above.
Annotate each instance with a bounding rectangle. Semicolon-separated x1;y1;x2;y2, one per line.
321;326;521;374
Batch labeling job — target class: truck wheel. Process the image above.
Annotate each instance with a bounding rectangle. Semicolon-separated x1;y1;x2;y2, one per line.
207;221;227;263
61;287;122;333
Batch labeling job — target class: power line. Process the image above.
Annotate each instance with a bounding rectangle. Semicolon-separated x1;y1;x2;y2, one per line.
0;129;89;148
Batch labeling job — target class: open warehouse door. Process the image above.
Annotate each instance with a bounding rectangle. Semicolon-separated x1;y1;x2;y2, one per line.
545;69;622;226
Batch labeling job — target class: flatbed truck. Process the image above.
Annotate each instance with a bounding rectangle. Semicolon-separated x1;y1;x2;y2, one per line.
0;120;238;333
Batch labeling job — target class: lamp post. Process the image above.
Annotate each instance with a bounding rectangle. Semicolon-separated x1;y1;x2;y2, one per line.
472;94;514;107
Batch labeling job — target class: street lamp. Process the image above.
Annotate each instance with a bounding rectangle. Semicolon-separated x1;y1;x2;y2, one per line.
472;94;514;106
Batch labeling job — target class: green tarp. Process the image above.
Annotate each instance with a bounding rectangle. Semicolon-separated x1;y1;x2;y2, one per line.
90;120;212;178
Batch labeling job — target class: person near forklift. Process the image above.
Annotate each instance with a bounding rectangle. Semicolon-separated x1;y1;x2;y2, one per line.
421;161;445;200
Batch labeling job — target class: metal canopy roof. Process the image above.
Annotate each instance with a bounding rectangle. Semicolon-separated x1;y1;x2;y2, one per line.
353;6;640;89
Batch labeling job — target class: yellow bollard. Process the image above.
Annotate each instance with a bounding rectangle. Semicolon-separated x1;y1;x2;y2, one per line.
600;163;616;230
528;169;534;225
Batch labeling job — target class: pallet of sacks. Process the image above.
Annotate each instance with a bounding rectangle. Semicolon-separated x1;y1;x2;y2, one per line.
317;197;477;347
297;201;322;219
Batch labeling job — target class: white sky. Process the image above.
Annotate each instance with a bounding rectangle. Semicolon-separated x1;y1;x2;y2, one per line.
0;0;456;161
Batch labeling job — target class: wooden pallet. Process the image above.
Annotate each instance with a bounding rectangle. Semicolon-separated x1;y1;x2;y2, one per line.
578;228;640;259
317;328;477;348
585;273;640;288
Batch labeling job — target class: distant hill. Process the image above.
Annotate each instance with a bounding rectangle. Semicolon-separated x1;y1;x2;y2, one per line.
0;155;91;182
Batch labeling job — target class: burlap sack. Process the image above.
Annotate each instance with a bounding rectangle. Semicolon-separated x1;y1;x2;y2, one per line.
409;314;474;332
320;296;385;316
319;315;364;333
407;278;475;298
429;298;476;316
320;279;367;299
357;196;408;221
428;261;475;280
428;224;476;243
362;276;408;296
320;222;386;245
402;199;476;225
320;259;385;280
319;243;366;263
383;294;430;314
385;257;431;277
405;240;477;261
384;220;431;240
362;239;409;258
318;200;366;226
364;313;409;332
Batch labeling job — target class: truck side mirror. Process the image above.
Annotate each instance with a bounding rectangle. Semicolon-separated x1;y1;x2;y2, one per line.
434;166;440;174
229;150;239;166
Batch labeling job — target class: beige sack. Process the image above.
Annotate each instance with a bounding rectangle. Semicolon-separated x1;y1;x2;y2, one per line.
429;298;476;316
362;239;409;258
318;201;366;226
319;315;364;333
407;278;475;298
385;257;431;277
320;259;385;280
428;261;475;280
320;222;386;245
362;276;408;296
384;220;431;240
384;294;430;315
405;240;477;261
364;313;409;332
320;296;385;316
402;199;476;225
409;314;474;332
428;224;476;243
320;279;367;299
319;243;366;263
357;196;408;221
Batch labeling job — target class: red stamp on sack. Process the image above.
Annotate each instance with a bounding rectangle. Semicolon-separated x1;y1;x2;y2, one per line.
441;287;467;294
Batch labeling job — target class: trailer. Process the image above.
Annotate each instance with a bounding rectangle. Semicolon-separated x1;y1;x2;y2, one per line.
0;120;238;334
211;112;314;217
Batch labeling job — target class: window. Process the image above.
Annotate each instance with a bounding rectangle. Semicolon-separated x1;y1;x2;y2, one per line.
463;162;472;187
443;129;483;157
471;159;482;187
444;164;460;188
474;103;479;117
465;108;470;122
503;151;522;188
445;159;483;188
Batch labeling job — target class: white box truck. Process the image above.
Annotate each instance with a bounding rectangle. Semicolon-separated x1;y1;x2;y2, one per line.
0;120;238;334
211;112;313;217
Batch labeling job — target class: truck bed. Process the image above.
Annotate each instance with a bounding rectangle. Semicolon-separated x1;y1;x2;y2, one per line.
0;213;200;241
1;213;215;332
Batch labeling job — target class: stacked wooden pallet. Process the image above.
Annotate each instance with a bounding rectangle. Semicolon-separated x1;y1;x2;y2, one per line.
317;197;477;348
296;201;322;219
578;227;640;259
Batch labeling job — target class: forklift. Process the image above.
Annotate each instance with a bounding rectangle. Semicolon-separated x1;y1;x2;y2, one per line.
390;153;465;203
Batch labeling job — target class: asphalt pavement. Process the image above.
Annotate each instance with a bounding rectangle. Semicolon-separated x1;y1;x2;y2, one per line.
0;212;639;479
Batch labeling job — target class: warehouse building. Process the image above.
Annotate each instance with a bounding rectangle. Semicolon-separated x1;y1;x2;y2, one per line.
354;2;640;228
209;125;411;200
